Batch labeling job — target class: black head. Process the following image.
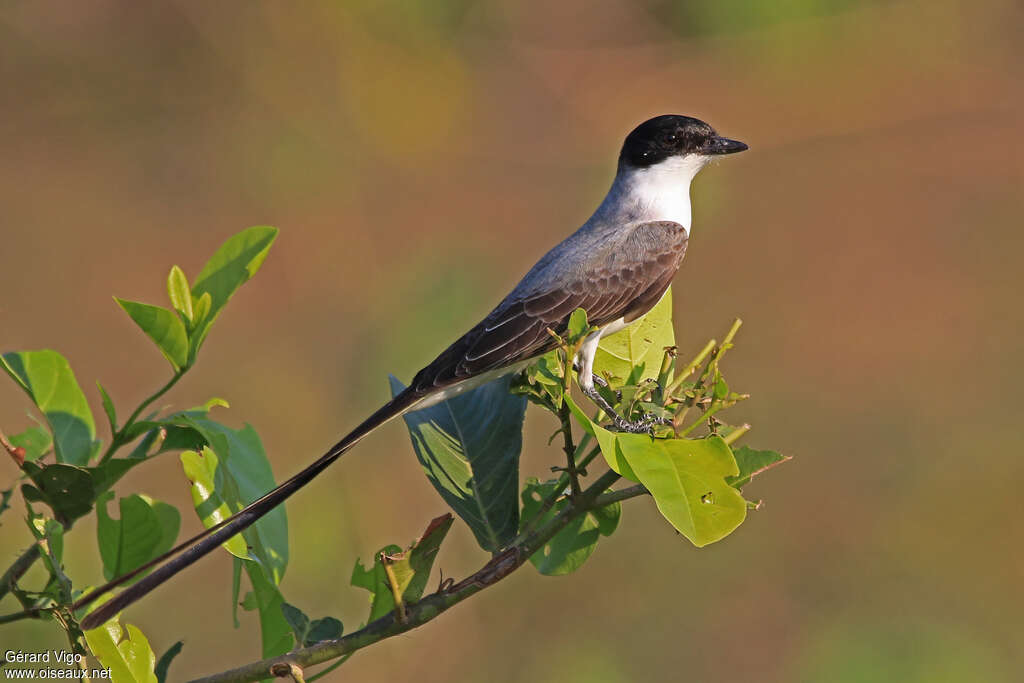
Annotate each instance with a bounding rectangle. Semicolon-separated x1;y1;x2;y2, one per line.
618;114;747;169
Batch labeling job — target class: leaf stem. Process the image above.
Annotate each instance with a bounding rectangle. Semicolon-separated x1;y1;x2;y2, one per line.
98;370;185;463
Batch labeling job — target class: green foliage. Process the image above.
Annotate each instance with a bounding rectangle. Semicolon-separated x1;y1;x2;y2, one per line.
281;603;343;647
1;350;97;465
0;226;788;681
115;299;190;371
96;492;180;583
593;286;675;385
8;425;52;463
521;478;620;575
389;375;525;552
351;514;453;624
84;619;159;683
154;641;183;683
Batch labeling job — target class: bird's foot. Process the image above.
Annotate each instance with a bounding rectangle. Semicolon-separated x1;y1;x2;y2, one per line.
580;385;669;434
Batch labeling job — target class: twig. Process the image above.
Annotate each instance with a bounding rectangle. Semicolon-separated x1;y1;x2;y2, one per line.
188;469;622;683
0;545;41;603
99;371;185;463
557;400;581;498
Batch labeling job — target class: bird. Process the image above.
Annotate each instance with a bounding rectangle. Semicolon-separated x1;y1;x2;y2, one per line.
76;114;747;629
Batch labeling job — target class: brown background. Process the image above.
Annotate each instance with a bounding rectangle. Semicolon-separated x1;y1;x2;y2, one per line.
2;1;1022;681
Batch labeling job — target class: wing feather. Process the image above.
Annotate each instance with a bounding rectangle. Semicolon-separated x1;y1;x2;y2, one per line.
410;221;688;393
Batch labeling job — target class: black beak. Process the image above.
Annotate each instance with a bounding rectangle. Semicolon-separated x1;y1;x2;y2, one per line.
704;136;748;155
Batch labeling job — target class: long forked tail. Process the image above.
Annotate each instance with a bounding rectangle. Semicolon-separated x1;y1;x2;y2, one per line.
76;388;424;630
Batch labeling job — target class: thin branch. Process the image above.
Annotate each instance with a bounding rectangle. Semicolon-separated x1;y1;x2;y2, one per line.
99;370;185;463
592;484;649;507
189;469;622;683
0;545;41;603
557;400;581;498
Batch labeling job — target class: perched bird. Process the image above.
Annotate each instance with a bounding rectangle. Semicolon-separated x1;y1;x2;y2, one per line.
77;114;747;628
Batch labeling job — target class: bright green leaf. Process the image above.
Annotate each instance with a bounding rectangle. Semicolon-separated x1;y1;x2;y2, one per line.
84;619;158;683
594;286;675;385
115;299;189;370
96;492;180;583
1;350;97;465
180;447;248;559
181;417;288;584
9;425;52;463
727;445;792;490
567;307;590;342
190;226;278;355
564;396;639;482
389;375;525;552
166;265;193;322
352;514;453;624
617;436;747;547
521;478;620;575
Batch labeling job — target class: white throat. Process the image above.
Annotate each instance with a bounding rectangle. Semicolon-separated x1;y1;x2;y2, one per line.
593;154;709;233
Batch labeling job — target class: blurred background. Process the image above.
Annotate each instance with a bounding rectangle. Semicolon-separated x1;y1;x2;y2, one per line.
1;0;1021;680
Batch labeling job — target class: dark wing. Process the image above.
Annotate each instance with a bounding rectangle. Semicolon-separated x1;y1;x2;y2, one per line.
410;221;688;393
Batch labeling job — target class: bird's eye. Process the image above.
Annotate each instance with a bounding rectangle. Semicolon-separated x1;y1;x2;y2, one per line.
663;133;678;145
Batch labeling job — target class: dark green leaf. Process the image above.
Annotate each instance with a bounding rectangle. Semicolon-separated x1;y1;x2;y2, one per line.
242;562;293;659
115;299;189;371
21;462;95;522
95;492;180;582
88;458;146;495
352;514;453;623
9;425;52;463
1;350;97;465
190;226;278;355
0;488;12;520
389;375;525;552
726;445;791;490
166;265;193;323
521;478;620;576
594;286;675;385
154;641;183;683
281;602;311;645
97;382;118;434
306;617;343;645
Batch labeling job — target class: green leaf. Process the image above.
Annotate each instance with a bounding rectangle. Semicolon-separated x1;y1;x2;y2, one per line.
180;447;249;559
306;616;343;645
166;265;193;323
281;602;311;645
21;462;95;522
84;619;158;683
96;492;181;583
9;425;53;463
154;641;183;683
115;299;189;371
97;382;118;433
190;226;278;355
242;563;294;659
191;291;212;330
594;286;675;385
281;603;342;647
617;436;747;547
521;478;620;575
567;307;590;342
352;514;453;623
389;375;525;552
1;350;97;465
564;396;639;481
726;445;792;490
181;417;288;583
